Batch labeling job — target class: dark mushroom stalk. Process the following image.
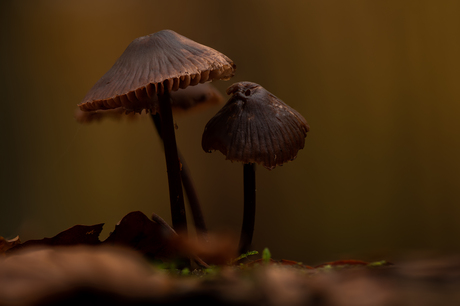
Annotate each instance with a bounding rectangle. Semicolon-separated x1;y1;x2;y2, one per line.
78;30;235;233
157;88;187;232
150;83;224;237
150;112;207;237
76;83;225;239
241;162;256;252
202;82;310;254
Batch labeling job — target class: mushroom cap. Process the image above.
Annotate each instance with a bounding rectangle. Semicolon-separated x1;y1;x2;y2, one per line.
79;30;235;113
75;83;224;123
202;82;310;170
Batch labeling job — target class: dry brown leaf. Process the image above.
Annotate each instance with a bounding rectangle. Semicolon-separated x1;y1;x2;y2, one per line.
0;236;21;255
7;224;103;254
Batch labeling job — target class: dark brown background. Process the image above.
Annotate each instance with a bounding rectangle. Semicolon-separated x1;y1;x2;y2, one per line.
1;0;459;265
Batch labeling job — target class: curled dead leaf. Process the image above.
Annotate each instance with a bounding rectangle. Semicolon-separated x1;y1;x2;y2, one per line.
103;211;180;262
7;224;103;254
0;236;21;255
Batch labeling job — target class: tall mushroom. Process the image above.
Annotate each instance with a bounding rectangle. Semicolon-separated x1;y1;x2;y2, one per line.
76;83;224;237
202;81;310;253
79;30;236;233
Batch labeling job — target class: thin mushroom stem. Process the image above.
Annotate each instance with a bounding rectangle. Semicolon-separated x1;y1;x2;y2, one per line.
180;161;208;239
158;88;187;234
239;162;256;254
150;113;208;239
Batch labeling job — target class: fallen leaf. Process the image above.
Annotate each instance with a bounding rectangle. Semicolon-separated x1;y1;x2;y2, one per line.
8;224;103;253
103;211;181;262
0;236;21;255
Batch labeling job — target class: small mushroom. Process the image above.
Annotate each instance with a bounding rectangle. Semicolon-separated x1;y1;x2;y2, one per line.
79;30;235;233
202;81;310;253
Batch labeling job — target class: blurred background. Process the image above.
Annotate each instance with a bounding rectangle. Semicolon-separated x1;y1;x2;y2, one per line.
1;0;460;265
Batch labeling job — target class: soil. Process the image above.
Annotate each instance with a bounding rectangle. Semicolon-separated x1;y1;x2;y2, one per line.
1;211;459;306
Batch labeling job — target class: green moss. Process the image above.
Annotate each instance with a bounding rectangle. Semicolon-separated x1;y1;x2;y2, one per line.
262;248;271;264
231;250;259;264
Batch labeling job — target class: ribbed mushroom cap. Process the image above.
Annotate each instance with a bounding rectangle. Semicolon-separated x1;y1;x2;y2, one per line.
79;30;235;113
202;82;310;170
75;83;224;123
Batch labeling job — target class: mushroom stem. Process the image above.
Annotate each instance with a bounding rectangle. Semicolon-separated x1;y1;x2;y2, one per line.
150;113;208;239
239;162;256;254
158;90;187;234
180;161;208;238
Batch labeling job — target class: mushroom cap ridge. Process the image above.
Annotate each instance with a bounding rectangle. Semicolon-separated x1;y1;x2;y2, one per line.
75;83;225;123
202;82;310;170
79;30;235;114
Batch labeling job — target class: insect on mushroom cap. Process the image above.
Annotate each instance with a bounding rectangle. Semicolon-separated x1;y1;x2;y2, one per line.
79;29;235;114
202;82;310;170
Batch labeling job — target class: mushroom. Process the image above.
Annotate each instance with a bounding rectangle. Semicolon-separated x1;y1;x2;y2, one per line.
201;81;310;253
76;83;224;238
79;30;236;233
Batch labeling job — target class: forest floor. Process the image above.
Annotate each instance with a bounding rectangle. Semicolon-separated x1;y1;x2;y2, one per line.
1;211;459;306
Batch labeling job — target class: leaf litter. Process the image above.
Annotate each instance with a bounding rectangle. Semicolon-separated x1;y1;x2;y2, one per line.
1;211;460;306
